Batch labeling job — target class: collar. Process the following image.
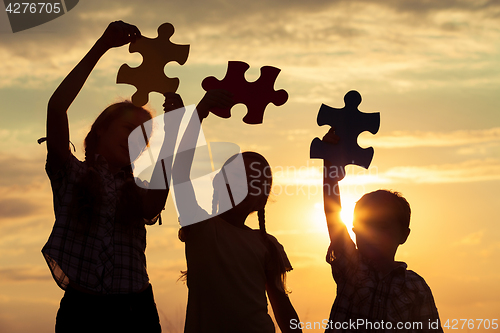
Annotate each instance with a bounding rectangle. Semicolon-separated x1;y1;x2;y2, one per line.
392;261;408;274
360;254;408;279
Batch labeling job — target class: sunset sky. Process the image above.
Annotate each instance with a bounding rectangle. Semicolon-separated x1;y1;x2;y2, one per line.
1;0;499;332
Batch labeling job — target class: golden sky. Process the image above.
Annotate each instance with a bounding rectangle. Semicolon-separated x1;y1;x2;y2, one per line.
0;1;499;332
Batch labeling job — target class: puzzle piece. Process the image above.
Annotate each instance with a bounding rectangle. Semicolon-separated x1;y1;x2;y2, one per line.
201;61;288;124
117;23;189;106
310;90;380;171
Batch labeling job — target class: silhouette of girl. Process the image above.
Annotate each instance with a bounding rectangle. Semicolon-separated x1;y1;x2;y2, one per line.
176;147;302;333
41;21;191;333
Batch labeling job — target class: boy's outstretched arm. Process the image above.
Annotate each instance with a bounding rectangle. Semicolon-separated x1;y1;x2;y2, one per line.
46;21;141;170
322;128;356;258
266;279;302;333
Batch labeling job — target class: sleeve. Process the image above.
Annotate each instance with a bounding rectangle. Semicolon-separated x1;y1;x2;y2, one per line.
135;179;161;225
143;214;160;226
326;228;359;283
45;153;83;203
325;223;357;261
266;234;292;273
46;152;78;182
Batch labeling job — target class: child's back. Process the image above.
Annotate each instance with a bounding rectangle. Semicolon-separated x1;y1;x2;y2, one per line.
182;215;291;333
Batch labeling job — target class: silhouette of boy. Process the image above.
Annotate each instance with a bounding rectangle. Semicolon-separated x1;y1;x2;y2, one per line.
321;129;443;333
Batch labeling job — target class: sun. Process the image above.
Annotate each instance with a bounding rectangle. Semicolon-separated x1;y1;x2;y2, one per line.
339;198;356;243
312;195;357;243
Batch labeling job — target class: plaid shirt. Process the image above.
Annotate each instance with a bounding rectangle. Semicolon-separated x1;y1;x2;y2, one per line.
42;154;158;294
325;230;443;333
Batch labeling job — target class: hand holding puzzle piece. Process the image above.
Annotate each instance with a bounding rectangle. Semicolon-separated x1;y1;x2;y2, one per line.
117;23;190;107
310;90;380;172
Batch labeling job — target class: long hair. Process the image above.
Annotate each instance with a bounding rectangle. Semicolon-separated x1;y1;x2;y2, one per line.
71;101;153;233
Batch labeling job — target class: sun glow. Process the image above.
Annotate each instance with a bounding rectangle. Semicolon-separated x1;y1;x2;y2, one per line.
312;202;327;231
313;195;357;243
340;197;357;243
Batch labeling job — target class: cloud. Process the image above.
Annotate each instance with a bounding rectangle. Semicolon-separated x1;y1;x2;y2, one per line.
479;242;500;258
379;0;500;15
273;158;500;186
384;159;500;183
77;7;134;22
0;153;46;187
285;253;326;268
360;127;500;148
272;163;383;187
0;266;50;282
1;0;499;89
0;198;42;219
450;232;500;258
454;230;484;246
0;153;54;226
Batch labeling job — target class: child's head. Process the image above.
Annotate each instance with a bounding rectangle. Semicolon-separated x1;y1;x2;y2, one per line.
84;101;153;169
352;190;411;261
213;151;272;220
242;151;272;210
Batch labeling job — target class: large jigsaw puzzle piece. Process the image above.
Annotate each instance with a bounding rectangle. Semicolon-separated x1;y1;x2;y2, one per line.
310;90;380;170
201;61;288;124
117;23;189;106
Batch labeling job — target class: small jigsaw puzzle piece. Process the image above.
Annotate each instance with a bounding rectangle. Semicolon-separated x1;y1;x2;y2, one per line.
310;90;380;170
201;61;288;124
117;23;189;106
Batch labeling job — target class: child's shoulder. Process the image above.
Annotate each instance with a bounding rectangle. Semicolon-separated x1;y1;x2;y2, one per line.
46;152;86;181
263;232;279;243
265;233;284;250
250;230;283;248
404;269;434;293
260;232;293;272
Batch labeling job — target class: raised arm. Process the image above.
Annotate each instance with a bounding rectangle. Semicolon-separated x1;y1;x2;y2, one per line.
170;90;233;224
140;93;184;220
322;128;355;257
46;21;141;170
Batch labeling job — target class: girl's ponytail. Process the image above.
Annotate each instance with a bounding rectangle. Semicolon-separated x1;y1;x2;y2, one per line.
258;207;289;294
258;208;266;238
